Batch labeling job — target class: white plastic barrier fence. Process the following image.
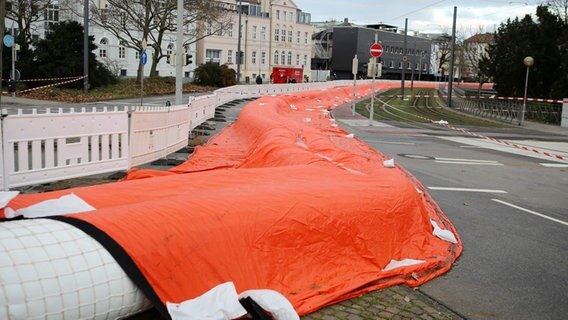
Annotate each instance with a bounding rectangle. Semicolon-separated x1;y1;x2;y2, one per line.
0;81;369;190
129;105;192;167
0;108;129;190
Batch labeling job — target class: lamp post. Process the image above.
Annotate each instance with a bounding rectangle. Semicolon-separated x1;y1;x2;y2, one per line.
519;56;534;126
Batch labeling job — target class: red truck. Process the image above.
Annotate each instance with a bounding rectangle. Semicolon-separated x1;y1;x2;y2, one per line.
271;67;304;84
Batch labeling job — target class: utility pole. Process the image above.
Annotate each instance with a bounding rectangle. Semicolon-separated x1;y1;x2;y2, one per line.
0;0;5;107
401;18;408;100
236;0;243;84
448;6;458;108
175;0;183;105
83;0;89;92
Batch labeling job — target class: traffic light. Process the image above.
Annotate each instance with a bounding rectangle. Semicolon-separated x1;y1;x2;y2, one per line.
185;53;193;66
167;53;175;66
7;80;16;93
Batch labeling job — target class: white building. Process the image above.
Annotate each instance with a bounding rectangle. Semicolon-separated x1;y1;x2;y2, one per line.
196;0;313;83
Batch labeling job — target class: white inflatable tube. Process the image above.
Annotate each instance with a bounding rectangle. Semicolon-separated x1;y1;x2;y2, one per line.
0;219;150;319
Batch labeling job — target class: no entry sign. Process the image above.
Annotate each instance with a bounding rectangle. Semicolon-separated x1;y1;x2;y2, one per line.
370;43;383;58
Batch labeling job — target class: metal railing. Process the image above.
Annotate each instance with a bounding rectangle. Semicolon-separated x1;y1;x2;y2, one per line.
439;84;565;125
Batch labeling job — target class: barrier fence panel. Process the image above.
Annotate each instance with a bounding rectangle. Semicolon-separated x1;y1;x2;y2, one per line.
1;108;129;189
189;95;217;130
129;105;191;168
0;81;378;190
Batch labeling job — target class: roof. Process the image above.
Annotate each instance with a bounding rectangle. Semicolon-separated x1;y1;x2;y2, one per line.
465;33;494;44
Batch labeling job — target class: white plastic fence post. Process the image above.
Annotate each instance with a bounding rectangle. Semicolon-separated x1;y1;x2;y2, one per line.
561;98;568;128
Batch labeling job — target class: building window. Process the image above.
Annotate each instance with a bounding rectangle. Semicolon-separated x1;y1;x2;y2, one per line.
274;27;279;41
120;69;127;76
281;52;285;65
99;38;108;58
296;31;300;43
166;43;174;62
390;61;394;68
261;51;266;64
228;49;233;63
276;10;280;19
304;54;308;67
296;54;300;66
119;41;126;59
252;51;257;64
398;62;402;69
287;51;292;65
252;26;257;39
228;24;233;37
135;51;140;60
261;27;266;40
288;30;292;42
206;49;221;64
304;32;308;44
274;51;279;64
281;28;286;42
44;4;59;29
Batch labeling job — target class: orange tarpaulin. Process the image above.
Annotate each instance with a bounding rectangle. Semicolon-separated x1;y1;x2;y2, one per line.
2;82;461;318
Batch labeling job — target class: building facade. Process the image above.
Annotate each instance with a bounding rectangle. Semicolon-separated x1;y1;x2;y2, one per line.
5;0;313;83
328;24;432;80
196;0;313;83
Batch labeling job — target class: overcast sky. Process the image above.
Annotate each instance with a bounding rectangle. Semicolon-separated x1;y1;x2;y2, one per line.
293;0;542;34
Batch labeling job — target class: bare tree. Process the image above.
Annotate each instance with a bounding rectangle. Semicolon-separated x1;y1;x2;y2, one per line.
5;0;55;50
545;0;568;21
83;0;231;81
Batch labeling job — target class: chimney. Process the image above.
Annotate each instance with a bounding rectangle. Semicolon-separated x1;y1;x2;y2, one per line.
344;18;349;24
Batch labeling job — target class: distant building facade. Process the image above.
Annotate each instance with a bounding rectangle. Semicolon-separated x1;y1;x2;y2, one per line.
197;0;314;83
330;24;432;80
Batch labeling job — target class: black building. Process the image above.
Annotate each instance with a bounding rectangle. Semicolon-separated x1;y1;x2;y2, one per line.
329;24;432;80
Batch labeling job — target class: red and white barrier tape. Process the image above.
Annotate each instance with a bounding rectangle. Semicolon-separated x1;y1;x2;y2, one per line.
17;75;88;94
380;94;565;104
2;75;86;83
442;124;567;161
379;98;568;162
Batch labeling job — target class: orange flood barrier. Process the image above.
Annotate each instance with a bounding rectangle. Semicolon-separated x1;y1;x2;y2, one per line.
3;82;461;318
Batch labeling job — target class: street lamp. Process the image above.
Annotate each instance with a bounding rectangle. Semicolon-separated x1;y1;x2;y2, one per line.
519;56;534;126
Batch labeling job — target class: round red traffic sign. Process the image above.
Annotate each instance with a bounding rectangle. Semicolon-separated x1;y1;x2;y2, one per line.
370;43;383;58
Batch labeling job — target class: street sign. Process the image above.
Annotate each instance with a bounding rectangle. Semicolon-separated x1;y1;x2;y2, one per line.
140;51;148;65
352;55;359;75
370;43;383;58
3;35;13;48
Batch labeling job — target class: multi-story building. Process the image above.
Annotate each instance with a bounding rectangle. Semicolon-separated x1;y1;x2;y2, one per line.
322;24;432;80
196;0;313;83
461;33;493;82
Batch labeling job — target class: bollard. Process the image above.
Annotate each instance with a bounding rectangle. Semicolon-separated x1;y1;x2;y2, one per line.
561;98;568;128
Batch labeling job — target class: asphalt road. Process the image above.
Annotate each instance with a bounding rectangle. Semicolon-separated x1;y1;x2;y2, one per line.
338;118;568;320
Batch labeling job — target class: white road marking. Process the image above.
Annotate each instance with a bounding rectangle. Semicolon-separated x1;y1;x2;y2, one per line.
367;140;416;145
434;161;504;166
435;157;499;163
428;187;508;193
539;163;568;168
492;199;568;227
